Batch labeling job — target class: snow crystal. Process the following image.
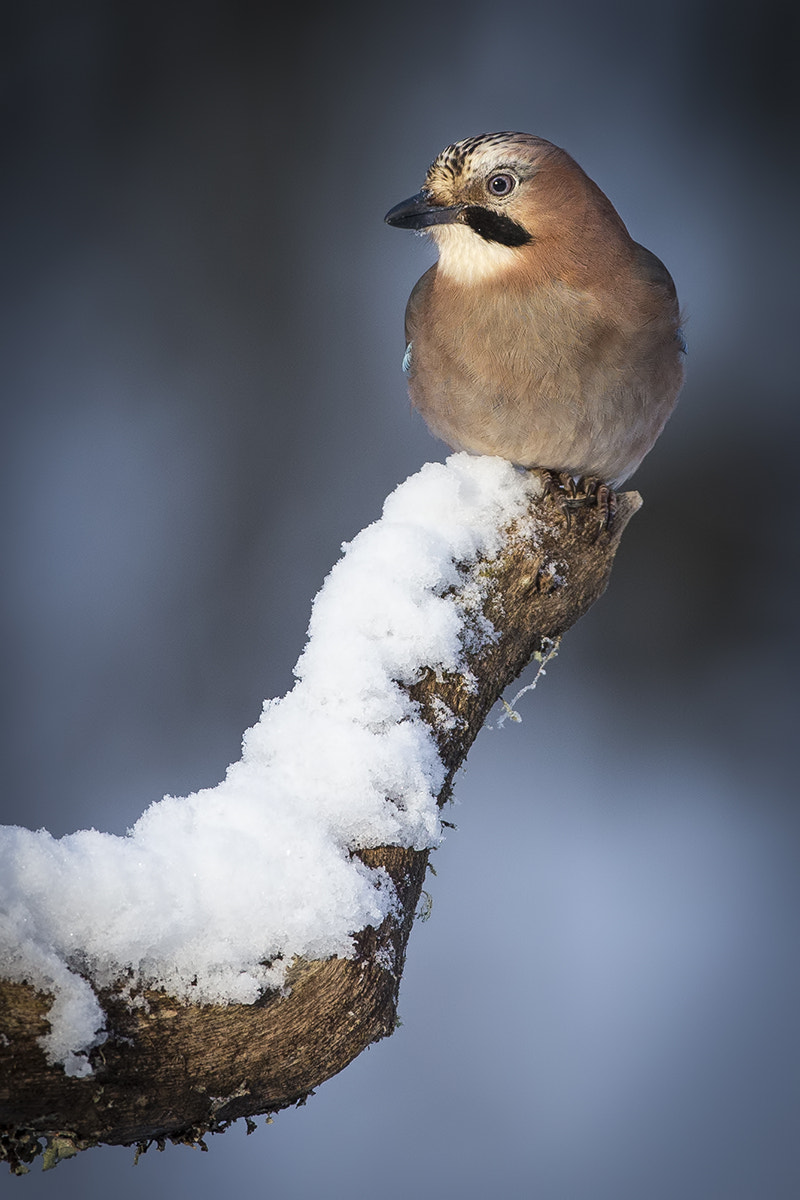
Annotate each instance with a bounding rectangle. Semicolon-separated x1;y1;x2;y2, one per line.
0;454;543;1074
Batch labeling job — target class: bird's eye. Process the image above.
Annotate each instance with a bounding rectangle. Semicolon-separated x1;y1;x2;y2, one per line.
487;172;516;197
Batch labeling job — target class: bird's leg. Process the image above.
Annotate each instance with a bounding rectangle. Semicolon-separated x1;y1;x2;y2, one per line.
538;471;578;528
539;470;615;530
565;476;617;531
540;470;575;502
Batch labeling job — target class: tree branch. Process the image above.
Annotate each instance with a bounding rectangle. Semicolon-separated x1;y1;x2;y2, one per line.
0;481;640;1174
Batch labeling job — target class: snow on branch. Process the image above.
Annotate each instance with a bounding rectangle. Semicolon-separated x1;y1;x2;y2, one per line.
0;455;640;1172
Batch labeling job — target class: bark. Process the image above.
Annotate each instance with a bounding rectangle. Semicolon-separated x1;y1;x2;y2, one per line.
0;484;640;1173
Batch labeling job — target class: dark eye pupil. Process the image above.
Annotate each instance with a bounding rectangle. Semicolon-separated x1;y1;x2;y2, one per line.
490;174;513;195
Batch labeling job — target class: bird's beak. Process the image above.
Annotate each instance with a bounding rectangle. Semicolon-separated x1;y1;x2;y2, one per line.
385;191;462;230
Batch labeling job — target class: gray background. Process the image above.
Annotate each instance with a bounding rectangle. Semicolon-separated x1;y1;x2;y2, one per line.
2;1;798;1196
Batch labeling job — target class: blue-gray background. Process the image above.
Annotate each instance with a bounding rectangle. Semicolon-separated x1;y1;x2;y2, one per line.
2;1;798;1196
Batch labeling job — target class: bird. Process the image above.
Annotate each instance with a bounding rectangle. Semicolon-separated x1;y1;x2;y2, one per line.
385;132;685;491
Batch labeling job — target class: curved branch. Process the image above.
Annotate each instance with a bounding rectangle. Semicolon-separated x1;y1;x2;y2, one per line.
0;480;640;1173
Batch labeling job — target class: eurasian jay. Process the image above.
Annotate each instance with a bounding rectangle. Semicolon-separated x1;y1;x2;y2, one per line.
386;132;684;488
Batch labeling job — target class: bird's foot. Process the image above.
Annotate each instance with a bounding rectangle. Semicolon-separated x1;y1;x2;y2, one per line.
542;472;617;532
570;475;617;531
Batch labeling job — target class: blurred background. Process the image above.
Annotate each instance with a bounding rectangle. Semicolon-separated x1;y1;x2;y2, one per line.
1;1;798;1195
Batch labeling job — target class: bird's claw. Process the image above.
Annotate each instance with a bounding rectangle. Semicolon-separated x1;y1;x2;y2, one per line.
542;472;616;532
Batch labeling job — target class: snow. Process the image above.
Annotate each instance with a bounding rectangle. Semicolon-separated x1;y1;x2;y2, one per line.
0;454;544;1075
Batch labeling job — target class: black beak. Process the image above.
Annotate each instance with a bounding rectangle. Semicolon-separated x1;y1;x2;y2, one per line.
384;191;462;230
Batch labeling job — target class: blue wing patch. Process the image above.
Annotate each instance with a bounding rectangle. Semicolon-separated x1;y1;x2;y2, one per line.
402;342;413;374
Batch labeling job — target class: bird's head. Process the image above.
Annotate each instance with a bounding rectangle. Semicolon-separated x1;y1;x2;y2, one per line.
385;132;596;284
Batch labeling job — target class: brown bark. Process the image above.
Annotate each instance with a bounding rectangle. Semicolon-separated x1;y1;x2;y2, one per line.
0;484;640;1173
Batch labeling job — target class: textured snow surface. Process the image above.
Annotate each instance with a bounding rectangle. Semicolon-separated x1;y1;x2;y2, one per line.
0;455;542;1074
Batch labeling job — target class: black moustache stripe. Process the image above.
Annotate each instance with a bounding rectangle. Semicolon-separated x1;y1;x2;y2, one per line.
462;206;533;247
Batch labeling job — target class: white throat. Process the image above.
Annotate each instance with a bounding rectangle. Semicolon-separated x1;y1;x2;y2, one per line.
430;223;520;284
